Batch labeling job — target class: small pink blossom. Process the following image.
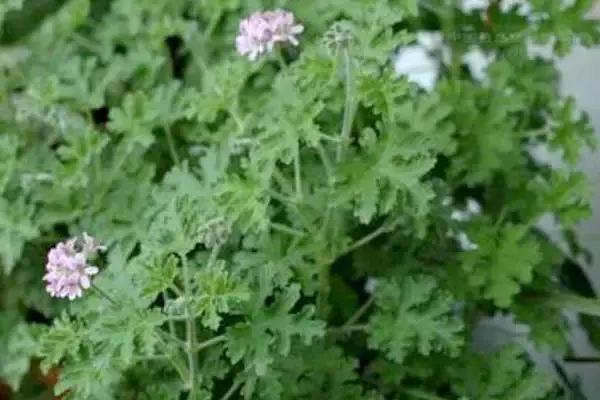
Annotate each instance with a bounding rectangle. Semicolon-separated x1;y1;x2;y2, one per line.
236;9;304;61
43;232;104;300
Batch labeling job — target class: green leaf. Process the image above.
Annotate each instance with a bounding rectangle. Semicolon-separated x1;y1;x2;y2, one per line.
144;193;206;256
88;307;165;364
0;318;42;391
191;258;251;330
0;196;38;274
134;253;180;301
225;284;325;376
547;96;597;166
461;221;542;307
254;343;370;400
53;352;123;400
368;275;464;363
39;312;82;374
451;344;555;399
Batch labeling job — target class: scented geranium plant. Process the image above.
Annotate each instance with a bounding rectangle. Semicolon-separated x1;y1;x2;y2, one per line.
1;0;600;399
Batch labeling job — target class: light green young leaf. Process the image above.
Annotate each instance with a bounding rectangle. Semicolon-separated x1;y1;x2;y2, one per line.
225;284;325;376
134;253;180;301
38;312;83;374
87;307;166;365
334;123;437;224
254;342;372;400
192;258;251;330
0;196;38;274
451;344;555;400
461;221;542;308
368;275;464;363
144;193;206;256
53;352;124;400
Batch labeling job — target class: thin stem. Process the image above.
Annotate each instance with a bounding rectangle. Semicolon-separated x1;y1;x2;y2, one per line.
91;284;119;307
204;11;222;37
133;354;171;362
179;253;198;397
194;334;226;351
316;254;330;319
270;222;306;238
275;47;287;70
315;143;335;186
336;47;356;162
163;291;176;338
70;32;104;54
342;297;374;330
273;168;295;197
328;324;368;335
170;284;184;297
220;377;244;400
319;133;341;143
207;244;221;270
165;125;180;165
266;189;298;205
158;330;187;348
318;207;332;237
294;144;302;199
271;170;314;233
343;217;403;255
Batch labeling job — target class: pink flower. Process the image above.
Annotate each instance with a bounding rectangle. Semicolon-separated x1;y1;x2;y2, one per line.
43;233;104;300
236;9;304;60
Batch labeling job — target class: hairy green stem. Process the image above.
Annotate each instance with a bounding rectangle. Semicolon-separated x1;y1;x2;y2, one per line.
275;47;287;70
273;168;295;196
178;253;199;397
294;144;303;199
221;377;244;400
271;169;314;233
336;47;356;162
91;284;118;307
207;244;221;270
266;188;298;204
343;216;404;255
165;124;180;165
328;323;368;335
342;297;374;330
269;222;306;237
315;143;335;186
132;354;171;362
194;334;226;351
316;257;330;319
163;291;176;338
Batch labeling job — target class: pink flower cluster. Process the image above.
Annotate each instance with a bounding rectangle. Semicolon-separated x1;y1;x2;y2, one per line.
236;9;304;61
43;233;106;300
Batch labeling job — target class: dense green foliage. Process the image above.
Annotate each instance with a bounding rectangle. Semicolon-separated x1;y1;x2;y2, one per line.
1;0;600;399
